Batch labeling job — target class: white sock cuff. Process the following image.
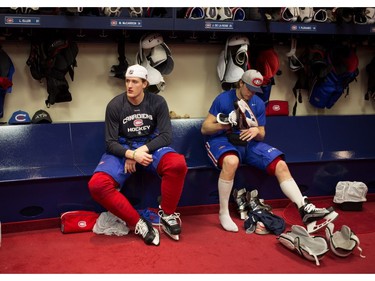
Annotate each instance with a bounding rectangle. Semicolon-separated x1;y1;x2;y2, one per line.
219;178;233;185
280;178;295;188
280;178;304;208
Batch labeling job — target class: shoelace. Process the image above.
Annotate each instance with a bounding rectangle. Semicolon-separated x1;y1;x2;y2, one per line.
158;211;182;227
304;203;326;213
135;220;148;237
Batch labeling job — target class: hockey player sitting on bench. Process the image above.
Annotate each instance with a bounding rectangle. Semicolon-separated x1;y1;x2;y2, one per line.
201;69;338;234
88;65;188;246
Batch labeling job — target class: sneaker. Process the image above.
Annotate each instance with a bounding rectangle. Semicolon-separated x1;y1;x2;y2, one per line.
135;216;160;246
158;208;181;240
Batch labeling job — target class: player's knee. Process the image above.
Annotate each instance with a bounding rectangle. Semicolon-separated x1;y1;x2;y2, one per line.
220;152;240;170
276;160;289;174
170;153;188;175
266;156;286;176
158;153;188;175
88;172;116;198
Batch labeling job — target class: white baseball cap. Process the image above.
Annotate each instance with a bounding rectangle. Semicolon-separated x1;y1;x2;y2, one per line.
125;64;148;80
241;69;264;93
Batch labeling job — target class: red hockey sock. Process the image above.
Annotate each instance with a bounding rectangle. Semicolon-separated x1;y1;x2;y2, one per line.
266;156;283;176
156;153;188;214
88;172;140;226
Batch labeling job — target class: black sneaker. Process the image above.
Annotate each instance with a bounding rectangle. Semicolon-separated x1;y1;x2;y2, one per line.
135;216;160;246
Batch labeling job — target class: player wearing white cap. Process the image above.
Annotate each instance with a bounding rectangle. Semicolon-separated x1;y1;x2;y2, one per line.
89;64;187;245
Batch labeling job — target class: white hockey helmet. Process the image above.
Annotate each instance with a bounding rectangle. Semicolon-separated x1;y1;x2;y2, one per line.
141;32;164;49
152;43;174;75
282;7;299;22
299;7;314;23
217;49;227;81
138;52;165;93
223;51;245;83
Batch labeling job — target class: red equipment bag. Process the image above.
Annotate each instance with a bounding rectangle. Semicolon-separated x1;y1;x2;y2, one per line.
60;210;99;234
266;100;289;116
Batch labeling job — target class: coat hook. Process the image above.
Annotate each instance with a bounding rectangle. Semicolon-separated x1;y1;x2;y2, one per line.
77;29;86;38
122;29;130;39
3;28;12;37
99;29;108;38
169;31;177;39
210;31;217;40
190;31;197;40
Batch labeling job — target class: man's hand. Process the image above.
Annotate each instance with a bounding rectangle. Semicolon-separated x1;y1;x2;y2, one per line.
133;150;153;167
124;149;153;174
239;126;260;142
124;159;137;174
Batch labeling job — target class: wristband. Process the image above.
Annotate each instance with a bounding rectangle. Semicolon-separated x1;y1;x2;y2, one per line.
132;150;137;160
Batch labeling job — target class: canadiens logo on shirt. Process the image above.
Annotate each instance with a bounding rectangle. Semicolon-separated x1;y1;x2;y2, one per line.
127;118;151;133
134;119;143;126
123;113;152;134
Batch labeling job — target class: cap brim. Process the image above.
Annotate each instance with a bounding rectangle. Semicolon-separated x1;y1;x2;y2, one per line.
245;83;263;93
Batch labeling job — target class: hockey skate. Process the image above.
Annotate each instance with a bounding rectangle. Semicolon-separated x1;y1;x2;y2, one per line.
135;216;160;246
232;188;249;219
299;196;339;234
158;208;181;241
246;189;272;212
236;99;258;128
216;111;238;127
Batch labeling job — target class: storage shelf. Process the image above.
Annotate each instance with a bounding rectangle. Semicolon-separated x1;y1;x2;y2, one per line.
0;14;174;30
1;14;374;35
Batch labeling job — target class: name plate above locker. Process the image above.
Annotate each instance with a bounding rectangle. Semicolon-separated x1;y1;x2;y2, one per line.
4;16;41;26
110;19;142;28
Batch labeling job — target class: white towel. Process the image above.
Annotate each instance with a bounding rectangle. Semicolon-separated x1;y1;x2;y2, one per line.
93;212;129;236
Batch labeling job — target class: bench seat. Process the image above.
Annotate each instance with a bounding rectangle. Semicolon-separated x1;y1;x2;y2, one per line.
1;115;375;223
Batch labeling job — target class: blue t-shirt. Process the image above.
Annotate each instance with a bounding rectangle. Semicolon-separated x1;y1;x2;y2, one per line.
207;89;266;139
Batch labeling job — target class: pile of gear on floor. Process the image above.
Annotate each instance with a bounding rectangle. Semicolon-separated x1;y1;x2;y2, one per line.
233;180;368;266
60;207;178;239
